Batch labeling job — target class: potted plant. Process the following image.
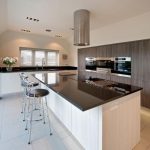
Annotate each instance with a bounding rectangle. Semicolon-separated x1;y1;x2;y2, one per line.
2;57;18;71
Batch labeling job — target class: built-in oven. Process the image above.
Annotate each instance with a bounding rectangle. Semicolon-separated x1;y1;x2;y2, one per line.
113;57;131;75
96;58;114;69
85;57;97;70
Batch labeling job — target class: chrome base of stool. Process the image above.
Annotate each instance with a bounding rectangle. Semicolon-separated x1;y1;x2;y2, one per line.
24;96;52;144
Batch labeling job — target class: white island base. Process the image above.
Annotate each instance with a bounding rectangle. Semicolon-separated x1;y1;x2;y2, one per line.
42;83;140;150
0;72;140;150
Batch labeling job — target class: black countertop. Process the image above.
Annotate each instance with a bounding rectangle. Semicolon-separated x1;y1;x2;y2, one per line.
0;66;77;73
33;72;142;111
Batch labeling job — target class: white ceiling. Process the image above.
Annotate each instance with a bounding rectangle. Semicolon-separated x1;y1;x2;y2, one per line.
4;0;150;38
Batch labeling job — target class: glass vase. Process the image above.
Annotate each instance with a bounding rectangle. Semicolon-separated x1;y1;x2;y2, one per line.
6;66;12;72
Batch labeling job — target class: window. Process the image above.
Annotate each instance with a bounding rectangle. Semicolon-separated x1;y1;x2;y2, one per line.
21;50;32;66
47;52;58;66
35;51;45;66
20;48;59;66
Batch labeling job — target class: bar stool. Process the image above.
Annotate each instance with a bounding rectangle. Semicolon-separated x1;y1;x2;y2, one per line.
23;78;52;144
19;73;39;121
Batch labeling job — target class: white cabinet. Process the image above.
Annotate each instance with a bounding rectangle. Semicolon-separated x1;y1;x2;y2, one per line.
41;81;140;150
71;105;89;147
102;91;140;150
0;74;2;97
41;83;101;150
71;105;101;150
0;73;22;95
102;101;120;150
43;85;72;131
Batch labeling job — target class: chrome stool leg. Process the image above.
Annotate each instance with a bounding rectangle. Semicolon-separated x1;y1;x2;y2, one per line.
45;97;52;135
23;100;27;122
25;98;31;131
28;101;33;145
42;98;46;124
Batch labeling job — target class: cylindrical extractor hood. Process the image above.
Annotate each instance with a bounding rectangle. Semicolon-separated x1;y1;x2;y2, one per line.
74;9;90;46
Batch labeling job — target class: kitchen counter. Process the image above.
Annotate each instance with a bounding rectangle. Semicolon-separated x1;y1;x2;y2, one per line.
33;72;142;111
32;71;141;150
0;66;77;73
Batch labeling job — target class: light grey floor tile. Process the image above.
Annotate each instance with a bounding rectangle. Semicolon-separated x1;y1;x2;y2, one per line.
62;136;84;150
31;134;67;150
0;94;82;150
1;94;150;150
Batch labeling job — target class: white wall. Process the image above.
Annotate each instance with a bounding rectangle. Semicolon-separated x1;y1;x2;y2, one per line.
0;30;71;66
67;11;150;66
0;0;7;34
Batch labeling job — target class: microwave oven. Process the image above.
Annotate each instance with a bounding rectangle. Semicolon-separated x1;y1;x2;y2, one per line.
96;58;114;69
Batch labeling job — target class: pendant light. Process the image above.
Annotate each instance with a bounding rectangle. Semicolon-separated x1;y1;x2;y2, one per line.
74;9;90;46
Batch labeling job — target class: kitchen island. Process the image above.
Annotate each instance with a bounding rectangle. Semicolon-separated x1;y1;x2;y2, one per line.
33;72;142;150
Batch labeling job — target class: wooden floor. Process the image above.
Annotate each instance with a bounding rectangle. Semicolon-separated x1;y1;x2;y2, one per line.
0;93;150;150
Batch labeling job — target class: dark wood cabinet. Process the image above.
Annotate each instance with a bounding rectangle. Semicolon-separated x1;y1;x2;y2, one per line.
97;45;112;57
85;47;97;58
78;39;150;108
111;42;131;57
142;81;150;107
111;75;131;84
143;40;150;81
78;49;86;71
131;41;144;81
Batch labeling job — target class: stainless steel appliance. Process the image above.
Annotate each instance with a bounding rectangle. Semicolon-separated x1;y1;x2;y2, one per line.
85;57;97;70
113;57;131;75
85;57;114;71
96;57;114;69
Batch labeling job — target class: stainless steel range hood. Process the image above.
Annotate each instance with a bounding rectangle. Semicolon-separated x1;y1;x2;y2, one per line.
74;9;90;46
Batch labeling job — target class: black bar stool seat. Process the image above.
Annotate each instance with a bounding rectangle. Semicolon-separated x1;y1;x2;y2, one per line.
28;89;49;97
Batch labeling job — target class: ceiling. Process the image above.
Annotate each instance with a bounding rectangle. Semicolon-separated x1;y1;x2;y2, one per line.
3;0;150;38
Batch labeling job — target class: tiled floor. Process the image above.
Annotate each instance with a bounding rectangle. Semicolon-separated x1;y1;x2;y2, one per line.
0;93;84;150
0;94;150;150
133;107;150;150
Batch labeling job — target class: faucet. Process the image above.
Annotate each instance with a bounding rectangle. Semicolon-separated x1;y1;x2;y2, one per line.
42;58;46;70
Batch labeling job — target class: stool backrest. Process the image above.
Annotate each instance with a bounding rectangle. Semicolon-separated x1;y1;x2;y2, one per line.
19;73;28;87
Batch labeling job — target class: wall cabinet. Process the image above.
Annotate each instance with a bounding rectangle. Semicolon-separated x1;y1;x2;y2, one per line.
143;40;150;81
131;41;144;81
78;49;86;71
111;42;131;57
84;47;97;57
97;45;112;57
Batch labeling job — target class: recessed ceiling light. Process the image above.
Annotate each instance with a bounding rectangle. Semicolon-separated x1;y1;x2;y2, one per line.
26;17;39;22
55;35;62;38
45;29;52;32
21;29;31;33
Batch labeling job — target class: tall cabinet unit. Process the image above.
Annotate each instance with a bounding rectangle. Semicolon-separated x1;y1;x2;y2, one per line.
111;42;131;57
141;40;150;108
78;39;150;108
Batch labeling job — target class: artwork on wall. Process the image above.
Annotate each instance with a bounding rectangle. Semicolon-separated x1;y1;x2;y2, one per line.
62;54;68;60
